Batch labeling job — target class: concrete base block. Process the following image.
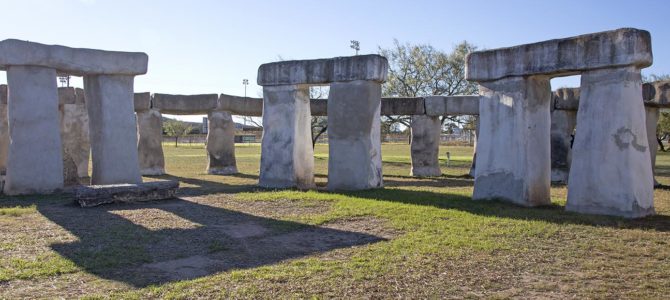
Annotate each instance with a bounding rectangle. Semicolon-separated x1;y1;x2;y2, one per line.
137;109;166;176
567;67;654;218
3;66;64;195
85;74;142;185
473;76;551;206
207;111;238;175
259;85;315;189
550;109;576;184
410;115;441;177
327;80;383;190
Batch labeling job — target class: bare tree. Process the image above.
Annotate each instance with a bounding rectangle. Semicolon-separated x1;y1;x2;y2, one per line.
378;40;479;136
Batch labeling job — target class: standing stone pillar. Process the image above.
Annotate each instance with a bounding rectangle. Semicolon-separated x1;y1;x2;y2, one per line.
3;66;63;194
473;76;551;206
259;85;314;189
206;110;238;175
567;67;654;218
644;106;660;187
85;75;142;185
468;117;479;178
550;109;577;184
410;115;441;177
58;87;80;185
328;80;383;190
136;109;165;175
0;85;8;175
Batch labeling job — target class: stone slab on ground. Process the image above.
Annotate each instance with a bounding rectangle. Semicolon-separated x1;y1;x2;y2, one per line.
75;180;179;208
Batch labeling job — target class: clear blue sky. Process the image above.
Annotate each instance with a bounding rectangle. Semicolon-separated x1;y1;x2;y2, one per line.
1;0;668;121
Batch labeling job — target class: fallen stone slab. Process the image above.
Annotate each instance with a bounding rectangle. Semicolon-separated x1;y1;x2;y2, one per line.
257;54;388;86
75;180;179;207
152;93;218;115
0;39;148;76
466;28;652;82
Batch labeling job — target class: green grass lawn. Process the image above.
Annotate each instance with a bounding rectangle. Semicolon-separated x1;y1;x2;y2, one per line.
1;143;669;298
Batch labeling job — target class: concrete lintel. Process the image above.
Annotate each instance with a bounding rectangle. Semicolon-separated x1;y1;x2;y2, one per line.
0;39;148;76
134;92;151;112
217;94;264;116
424;95;480;116
152;93;218;115
257;54;388;86
466;28;652;82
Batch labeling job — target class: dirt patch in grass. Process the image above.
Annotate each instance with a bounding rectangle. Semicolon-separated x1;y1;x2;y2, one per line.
207;196;334;219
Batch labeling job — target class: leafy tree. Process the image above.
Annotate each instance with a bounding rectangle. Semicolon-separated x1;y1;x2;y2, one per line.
163;120;193;147
378;40;479;140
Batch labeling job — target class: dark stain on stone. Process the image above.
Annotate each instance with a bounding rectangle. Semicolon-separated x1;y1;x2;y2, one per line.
612;127;647;152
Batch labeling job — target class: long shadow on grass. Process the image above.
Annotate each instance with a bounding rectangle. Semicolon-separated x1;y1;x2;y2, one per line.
156;174;258;196
333;188;670;232
37;198;385;287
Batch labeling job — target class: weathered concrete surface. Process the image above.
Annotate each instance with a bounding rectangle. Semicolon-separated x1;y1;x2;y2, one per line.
217;94;263;116
259;85;315;189
469;117;479;178
550;108;577;184
643;80;670;107
553;88;580;111
381;97;425;115
410;115;441;177
60;101;90;180
136;109;165;176
327;80;383;190
153;93;218;115
424;96;480;116
207;110;238;175
466;28;652;81
0;85;7;175
85;74;142;185
567;67;654;218
550;88;579;183
75;88;86;105
645;106;660;187
313;97;426;117
258;55;388;86
3;66;64;195
0;39;148;76
310;99;328;116
134;92;151;112
75;180;179;208
552;86;663;185
473;76;551;206
58;87;76;105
